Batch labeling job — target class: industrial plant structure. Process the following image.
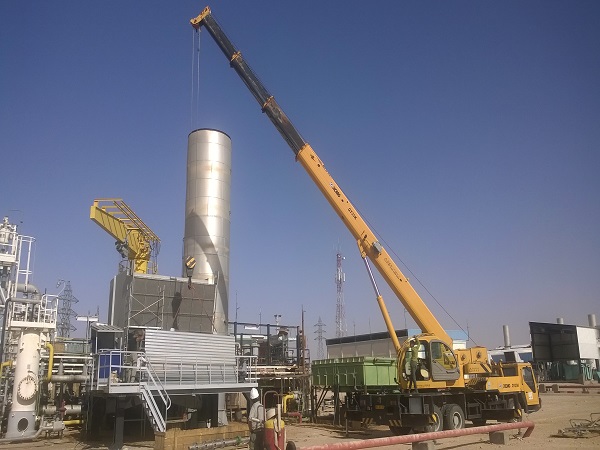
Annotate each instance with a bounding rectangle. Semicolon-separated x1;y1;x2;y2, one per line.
1;6;597;450
0;126;309;447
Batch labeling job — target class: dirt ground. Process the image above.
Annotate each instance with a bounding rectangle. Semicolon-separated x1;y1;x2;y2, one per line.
285;391;600;449
0;391;598;449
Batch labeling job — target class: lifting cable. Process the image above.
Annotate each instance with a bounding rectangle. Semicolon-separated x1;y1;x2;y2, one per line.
190;27;202;130
359;208;478;346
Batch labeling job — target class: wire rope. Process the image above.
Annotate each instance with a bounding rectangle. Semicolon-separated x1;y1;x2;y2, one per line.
358;208;479;346
190;29;202;130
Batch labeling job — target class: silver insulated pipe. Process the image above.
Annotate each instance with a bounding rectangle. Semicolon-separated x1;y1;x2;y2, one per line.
184;129;231;335
502;325;511;349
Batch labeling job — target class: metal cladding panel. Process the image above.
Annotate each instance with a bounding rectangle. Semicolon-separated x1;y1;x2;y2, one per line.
109;272;215;333
184;129;231;335
109;273;130;327
577;327;600;360
144;329;236;365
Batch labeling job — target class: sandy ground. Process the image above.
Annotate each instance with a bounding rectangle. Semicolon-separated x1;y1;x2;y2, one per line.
285;391;600;449
0;391;598;449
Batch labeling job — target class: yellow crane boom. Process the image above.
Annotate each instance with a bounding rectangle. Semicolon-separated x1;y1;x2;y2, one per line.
189;7;541;417
90;198;160;274
191;7;450;345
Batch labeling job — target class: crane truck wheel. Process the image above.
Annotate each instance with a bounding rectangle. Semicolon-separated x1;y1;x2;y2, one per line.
425;405;443;432
443;404;465;430
509;408;524;423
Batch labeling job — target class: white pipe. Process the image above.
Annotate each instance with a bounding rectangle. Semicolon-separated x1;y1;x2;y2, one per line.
16;283;41;298
49;374;88;383
0;422;58;443
42;404;82;416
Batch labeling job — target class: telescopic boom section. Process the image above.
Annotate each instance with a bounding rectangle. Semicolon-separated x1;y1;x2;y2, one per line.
191;7;451;346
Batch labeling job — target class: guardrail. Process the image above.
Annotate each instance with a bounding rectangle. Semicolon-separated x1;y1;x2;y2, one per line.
93;350;257;390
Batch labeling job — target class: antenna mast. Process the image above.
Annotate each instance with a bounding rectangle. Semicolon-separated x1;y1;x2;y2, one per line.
314;316;326;360
335;250;347;337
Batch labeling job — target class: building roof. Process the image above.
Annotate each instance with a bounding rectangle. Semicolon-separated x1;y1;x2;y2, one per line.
91;323;124;334
326;328;468;345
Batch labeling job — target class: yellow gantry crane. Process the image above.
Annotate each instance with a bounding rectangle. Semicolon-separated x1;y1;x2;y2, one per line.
90;198;160;274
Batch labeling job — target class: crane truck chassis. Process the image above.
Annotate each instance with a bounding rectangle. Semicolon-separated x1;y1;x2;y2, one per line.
190;6;541;434
331;353;539;433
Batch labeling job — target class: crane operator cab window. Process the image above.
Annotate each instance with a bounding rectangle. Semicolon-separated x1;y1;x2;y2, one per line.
429;341;460;381
402;340;430;382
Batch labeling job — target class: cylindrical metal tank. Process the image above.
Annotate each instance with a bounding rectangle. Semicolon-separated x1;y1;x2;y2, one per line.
502;325;511;349
5;331;41;439
183;129;231;335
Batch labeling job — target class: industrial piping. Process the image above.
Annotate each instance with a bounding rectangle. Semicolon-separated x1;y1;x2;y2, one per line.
0;422;63;443
297;421;535;450
188;436;249;449
44;342;54;381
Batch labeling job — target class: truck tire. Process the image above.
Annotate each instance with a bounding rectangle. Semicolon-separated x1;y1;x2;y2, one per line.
510;408;524;423
443;404;465;430
425;405;443;432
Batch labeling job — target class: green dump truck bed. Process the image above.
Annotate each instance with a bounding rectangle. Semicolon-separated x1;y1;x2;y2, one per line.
312;356;399;390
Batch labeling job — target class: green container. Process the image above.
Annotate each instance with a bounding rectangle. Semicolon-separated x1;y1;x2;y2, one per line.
312;357;398;389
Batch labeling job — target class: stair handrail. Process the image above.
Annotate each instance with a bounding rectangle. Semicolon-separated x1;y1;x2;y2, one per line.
140;383;166;432
139;353;171;411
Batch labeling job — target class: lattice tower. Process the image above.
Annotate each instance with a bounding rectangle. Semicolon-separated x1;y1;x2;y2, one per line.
57;280;79;338
314;316;326;360
335;252;347;337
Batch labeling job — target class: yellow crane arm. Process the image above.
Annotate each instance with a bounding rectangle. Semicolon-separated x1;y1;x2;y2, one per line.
90;198;159;274
191;8;451;345
297;146;451;345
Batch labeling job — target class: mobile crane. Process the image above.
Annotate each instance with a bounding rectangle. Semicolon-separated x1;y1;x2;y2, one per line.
191;7;540;433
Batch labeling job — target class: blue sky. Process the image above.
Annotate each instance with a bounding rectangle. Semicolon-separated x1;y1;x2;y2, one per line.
1;1;599;352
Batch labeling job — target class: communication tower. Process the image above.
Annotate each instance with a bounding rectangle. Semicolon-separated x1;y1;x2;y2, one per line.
335;251;347;337
56;280;79;338
314;316;326;360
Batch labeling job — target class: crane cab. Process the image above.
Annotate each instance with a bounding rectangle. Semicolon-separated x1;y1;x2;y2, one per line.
398;335;462;391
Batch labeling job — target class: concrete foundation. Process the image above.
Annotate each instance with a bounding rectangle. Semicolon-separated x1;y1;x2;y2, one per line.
489;430;510;445
412;441;435;450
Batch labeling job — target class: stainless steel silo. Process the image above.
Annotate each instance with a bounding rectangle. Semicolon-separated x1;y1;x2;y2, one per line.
184;129;231;335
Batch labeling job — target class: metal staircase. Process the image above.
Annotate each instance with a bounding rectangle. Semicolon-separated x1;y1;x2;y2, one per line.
140;384;166;432
139;356;171;433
